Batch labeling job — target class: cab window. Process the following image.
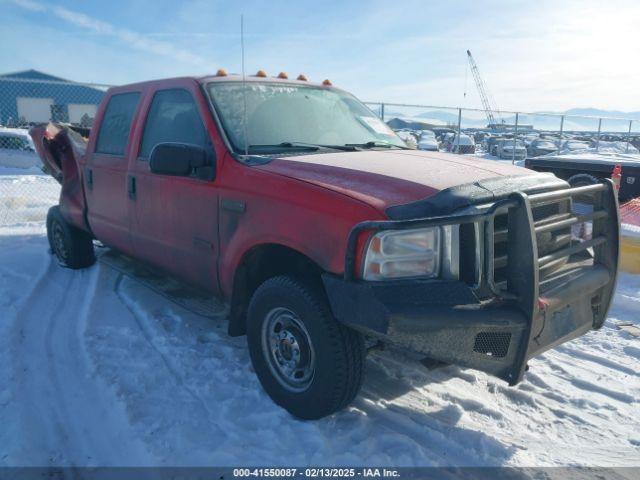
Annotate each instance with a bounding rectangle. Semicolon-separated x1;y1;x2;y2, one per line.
139;89;208;159
95;92;140;155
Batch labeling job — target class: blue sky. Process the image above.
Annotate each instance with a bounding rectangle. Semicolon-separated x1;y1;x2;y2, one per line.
2;0;639;112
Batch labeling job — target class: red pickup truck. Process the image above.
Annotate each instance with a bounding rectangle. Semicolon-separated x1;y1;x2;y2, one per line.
31;72;620;419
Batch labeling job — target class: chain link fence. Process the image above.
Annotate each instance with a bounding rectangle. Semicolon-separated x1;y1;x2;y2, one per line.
1;70;639;227
364;101;640;162
0;72;111;227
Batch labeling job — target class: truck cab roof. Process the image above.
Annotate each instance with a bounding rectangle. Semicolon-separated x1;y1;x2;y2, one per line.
109;73;341;93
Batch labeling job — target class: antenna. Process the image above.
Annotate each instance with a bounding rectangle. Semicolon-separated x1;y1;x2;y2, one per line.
241;14;249;156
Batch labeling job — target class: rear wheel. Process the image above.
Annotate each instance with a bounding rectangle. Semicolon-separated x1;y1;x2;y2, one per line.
46;206;95;269
247;275;365;419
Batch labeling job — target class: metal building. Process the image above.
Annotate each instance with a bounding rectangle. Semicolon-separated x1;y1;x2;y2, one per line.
0;70;105;127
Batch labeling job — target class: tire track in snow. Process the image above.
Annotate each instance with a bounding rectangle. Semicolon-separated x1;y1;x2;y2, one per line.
358;354;517;466
5;236;637;467
113;274;224;426
555;346;639;377
8;260;152;466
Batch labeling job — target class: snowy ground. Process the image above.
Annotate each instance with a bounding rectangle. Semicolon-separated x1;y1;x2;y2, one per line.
0;169;639;468
0;166;60;226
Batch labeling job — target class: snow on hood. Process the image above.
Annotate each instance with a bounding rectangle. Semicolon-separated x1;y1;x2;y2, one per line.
255;150;532;213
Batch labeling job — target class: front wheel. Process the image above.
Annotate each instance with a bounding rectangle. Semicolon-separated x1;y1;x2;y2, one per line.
247;275;365;419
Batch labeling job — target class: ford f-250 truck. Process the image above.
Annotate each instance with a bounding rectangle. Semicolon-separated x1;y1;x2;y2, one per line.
31;71;620;419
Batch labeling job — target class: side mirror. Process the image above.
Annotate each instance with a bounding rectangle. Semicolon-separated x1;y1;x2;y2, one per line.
149;142;211;177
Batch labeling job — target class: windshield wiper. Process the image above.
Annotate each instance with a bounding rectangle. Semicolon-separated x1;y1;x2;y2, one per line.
248;142;319;152
345;141;410;150
247;142;357;153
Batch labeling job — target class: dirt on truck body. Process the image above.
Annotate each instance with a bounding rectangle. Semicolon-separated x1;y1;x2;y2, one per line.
30;72;620;419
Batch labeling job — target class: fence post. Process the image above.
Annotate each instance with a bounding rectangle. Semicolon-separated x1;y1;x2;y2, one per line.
456;108;462;154
626;120;633;154
595;118;602;152
557;115;565;154
512;112;519;164
381;102;385;122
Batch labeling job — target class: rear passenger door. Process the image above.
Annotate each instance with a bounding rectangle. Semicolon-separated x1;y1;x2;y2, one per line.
129;86;219;291
86;91;140;255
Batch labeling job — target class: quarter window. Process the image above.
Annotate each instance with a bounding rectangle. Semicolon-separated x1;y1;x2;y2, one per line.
95;92;140;155
139;89;208;159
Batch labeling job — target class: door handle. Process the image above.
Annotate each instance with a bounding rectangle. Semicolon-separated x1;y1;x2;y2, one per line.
85;168;93;190
127;175;136;200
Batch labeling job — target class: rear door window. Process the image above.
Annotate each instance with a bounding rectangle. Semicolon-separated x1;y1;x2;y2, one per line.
95;92;141;155
139;89;207;159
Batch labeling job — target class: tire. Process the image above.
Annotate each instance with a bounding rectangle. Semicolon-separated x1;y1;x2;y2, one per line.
46;206;95;269
568;173;599;188
247;275;365;419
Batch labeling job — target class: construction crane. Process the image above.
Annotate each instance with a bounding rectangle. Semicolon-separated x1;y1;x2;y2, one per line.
466;50;502;129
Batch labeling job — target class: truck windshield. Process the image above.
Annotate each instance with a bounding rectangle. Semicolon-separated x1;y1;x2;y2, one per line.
207;82;406;154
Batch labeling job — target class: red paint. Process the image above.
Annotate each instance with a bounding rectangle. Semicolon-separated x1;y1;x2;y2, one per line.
31;75;534;301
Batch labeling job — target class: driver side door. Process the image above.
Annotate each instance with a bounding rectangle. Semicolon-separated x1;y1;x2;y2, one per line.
129;85;219;291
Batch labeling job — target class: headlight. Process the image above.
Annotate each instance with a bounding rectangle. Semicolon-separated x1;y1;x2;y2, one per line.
362;227;441;280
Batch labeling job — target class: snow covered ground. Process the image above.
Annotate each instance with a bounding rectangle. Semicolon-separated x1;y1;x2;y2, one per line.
0;169;639;468
0;166;59;226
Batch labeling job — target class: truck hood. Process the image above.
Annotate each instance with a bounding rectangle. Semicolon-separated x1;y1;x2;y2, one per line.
254;149;533;214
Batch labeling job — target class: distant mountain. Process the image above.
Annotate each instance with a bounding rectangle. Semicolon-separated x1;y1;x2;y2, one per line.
390;107;640;132
414;110;464;125
381;110;406;118
556;108;640;120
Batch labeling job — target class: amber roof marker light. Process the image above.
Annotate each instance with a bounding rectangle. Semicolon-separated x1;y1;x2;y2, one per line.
255;70;268;77
277;72;288;79
216;68;227;77
322;79;332;86
297;74;308;81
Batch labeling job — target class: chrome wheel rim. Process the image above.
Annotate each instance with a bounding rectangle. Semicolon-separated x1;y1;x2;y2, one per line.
52;221;69;262
261;307;315;392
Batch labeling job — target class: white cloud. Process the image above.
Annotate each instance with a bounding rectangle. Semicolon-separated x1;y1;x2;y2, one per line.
10;0;212;70
6;0;639;112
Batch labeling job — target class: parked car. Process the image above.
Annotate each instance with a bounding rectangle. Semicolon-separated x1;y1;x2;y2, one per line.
486;136;506;156
561;140;590;152
590;140;640;155
527;138;558;157
0;127;39;169
396;130;417;149
31;72;620;420
431;127;456;141
417;131;439;151
496;139;527;160
444;133;476;154
522;134;539;148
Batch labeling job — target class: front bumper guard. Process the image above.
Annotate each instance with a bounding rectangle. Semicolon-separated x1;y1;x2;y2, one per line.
323;180;619;385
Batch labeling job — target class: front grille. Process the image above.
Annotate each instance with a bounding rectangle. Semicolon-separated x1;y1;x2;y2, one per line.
492;213;509;289
533;199;575;281
473;331;511;358
459;223;478;285
482;187;603;296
